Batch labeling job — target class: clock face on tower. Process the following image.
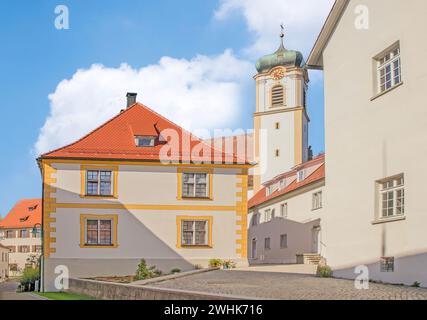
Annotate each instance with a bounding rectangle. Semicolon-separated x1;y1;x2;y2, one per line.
271;68;285;80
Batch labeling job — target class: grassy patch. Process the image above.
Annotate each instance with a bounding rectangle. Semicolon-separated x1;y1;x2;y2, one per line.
34;291;96;300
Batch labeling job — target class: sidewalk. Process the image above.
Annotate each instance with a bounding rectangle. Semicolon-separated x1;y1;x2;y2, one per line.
0;281;44;300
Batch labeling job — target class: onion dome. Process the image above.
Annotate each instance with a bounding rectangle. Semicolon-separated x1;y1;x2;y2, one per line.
255;27;304;73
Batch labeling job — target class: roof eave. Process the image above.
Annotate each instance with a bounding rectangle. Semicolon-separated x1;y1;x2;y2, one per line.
306;0;350;69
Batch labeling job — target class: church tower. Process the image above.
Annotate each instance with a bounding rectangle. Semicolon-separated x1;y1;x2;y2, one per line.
253;29;310;192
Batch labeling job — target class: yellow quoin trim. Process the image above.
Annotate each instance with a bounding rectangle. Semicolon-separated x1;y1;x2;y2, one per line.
176;216;213;249
294;109;303;165
235;168;248;258
79;214;118;248
80;165;118;199
42;162;57;258
177;167;214;201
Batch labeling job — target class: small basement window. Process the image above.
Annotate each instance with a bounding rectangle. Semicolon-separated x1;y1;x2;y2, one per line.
135;136;156;147
380;257;394;272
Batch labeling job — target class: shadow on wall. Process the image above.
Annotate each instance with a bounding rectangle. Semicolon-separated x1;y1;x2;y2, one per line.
44;178;205;286
332;250;427;287
247;213;321;265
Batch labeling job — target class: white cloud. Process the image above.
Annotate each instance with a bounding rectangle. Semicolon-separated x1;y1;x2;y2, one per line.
35;50;253;155
215;0;335;58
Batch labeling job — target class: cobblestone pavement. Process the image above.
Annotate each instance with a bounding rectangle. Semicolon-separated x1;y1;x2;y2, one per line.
0;281;42;300
152;270;427;300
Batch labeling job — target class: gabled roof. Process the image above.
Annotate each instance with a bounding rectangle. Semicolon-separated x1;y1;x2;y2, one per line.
249;163;325;209
0;199;42;229
306;0;350;69
39;103;250;165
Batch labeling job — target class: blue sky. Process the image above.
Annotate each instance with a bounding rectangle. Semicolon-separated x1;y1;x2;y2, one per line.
0;0;332;217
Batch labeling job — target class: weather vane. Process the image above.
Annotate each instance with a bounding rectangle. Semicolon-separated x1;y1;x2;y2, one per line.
280;23;285;47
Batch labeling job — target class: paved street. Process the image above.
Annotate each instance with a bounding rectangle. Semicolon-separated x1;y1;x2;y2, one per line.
152;269;427;300
0;281;42;300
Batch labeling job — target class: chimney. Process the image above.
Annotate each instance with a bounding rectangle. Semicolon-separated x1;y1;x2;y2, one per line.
126;92;137;108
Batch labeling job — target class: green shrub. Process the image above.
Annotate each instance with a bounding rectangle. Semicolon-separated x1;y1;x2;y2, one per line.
20;267;40;291
209;259;223;268
316;265;333;278
170;268;181;274
412;281;421;288
134;259;162;281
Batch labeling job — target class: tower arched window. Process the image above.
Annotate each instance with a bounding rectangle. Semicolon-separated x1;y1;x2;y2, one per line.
271;85;284;107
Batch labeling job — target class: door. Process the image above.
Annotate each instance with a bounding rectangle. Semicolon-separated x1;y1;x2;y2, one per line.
312;227;321;254
251;238;257;259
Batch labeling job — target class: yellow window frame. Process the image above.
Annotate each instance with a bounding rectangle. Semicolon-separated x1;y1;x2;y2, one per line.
176;216;213;249
80;214;118;248
177;167;214;201
80;165;118;198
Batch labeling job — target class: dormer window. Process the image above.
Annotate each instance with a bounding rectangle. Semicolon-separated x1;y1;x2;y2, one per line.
28;205;37;212
20;216;29;222
297;170;305;182
135;136;156;147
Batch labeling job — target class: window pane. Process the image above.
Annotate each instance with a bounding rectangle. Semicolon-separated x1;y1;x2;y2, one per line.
87;181;98;195
86;220;98;244
183;183;194;197
195;184;207;197
99;220;112;245
182;232;193;245
100;171;111;182
100;181;112;195
182;221;194;232
87;170;98;181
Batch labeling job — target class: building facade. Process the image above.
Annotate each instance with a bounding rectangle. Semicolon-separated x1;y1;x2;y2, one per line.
0;244;9;282
38;97;251;292
307;0;427;285
0;199;42;276
248;155;325;265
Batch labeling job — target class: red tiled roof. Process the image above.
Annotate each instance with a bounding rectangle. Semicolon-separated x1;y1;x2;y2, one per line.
40;103;249;164
249;163;325;209
0;199;42;229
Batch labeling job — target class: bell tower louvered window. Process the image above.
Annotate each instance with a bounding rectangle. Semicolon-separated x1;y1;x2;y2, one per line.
271;85;284;107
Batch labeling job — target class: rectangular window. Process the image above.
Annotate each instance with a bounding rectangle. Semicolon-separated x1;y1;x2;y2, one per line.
81;215;117;247
280;234;288;249
280;203;288;218
32;245;42;253
86;170;113;196
264;237;271;250
182;173;209;198
135;136;156;147
5;230;15;239
19;229;29;238
379;175;405;218
297;170;305;182
312;191;323;210
376;45;401;94
380;257;395;272
264;209;272;223
181;219;209;246
252;213;259;226
18;246;30;253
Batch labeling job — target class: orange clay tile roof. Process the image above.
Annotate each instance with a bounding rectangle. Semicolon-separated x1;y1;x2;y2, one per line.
0;199;42;229
249;163;325;209
40;103;249;164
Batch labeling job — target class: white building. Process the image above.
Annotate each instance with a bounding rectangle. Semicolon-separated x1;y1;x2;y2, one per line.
248;155;325;265
307;0;427;286
0;199;42;276
0;244;9;282
38;95;251;292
